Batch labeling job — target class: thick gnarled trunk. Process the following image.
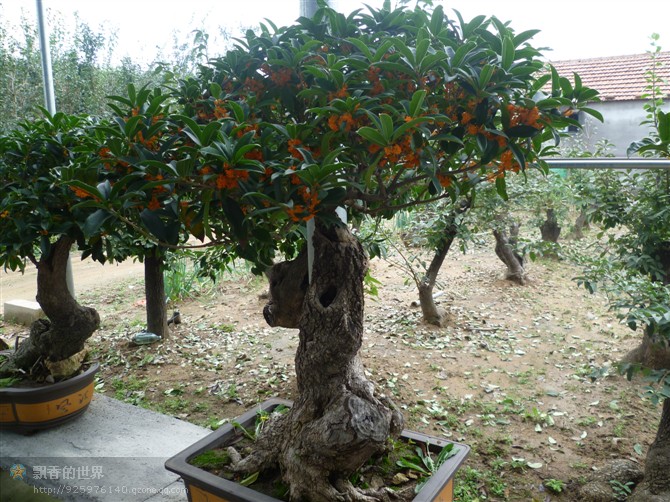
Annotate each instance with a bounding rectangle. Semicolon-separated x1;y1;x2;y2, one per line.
493;224;526;285
1;236;100;378
631;398;670;501
233;224;403;501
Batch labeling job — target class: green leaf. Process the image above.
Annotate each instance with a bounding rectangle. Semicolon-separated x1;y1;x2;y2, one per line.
221;197;246;239
513;29;541;47
495;175;508;200
357;126;388;146
581;107;604;123
436;443;458;466
657;110;670;141
479;64;495;88
501;36;515;71
396;458;429;475
379;114;394;141
140;209;167;242
429;5;444;35
409;90;427;118
451;42;476;68
239;471;259;487
84;209;113;237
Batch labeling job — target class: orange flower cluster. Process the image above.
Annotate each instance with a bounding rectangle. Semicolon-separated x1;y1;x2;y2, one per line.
69;185;98;200
367;67;384;95
383;143;403;165
236;123;259;138
288;138;304;159
444;82;468;122
148;197;161;211
213;99;228;119
507;104;541;129
499;150;520;173
244;149;264;162
327;112;356;133
269;66;293;87
286;185;320;222
99;147;115;171
379;135;421;168
0;210;9;218
215;164;250;190
328;85;349;101
145;173;168;196
135;130;160;151
244;77;265;95
436;173;452;188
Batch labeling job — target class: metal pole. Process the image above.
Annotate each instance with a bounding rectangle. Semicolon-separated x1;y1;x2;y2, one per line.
545;158;670;170
36;0;75;297
300;0;323;17
36;0;56;114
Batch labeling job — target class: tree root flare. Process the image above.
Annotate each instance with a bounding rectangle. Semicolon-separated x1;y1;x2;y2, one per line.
333;479;401;502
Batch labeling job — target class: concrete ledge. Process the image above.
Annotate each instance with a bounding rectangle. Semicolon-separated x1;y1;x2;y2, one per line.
0;394;211;501
3;300;44;326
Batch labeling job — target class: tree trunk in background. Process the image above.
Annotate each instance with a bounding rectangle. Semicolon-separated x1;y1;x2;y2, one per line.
573;207;588;239
418;237;453;326
540;208;561;242
631;398;670;501
626;242;670;499
145;248;168;338
231;224;403;501
417;200;470;326
493;224;526;284
0;236;99;377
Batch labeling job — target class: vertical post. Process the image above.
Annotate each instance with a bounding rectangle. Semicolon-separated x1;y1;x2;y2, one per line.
300;0;323;17
36;0;56;114
36;0;75;297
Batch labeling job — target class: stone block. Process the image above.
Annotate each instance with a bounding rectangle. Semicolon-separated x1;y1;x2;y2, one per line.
3;299;43;325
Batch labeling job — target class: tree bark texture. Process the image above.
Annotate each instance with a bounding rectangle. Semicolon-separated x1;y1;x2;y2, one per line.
493;224;526;285
1;236;100;377
573;207;588;240
656;241;670;285
145;249;169;338
631;398;670;501
540;208;561;243
417;198;470;327
418;224;457;327
232;224;404;501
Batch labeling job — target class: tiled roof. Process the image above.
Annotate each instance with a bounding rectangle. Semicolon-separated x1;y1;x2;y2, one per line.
547;52;670;102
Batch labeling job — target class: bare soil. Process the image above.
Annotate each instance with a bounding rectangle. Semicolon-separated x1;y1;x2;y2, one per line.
0;238;660;501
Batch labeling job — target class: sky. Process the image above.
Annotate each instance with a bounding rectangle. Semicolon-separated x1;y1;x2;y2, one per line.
2;0;669;64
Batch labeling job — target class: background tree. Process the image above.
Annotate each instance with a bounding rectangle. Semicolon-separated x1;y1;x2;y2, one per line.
577;41;669;499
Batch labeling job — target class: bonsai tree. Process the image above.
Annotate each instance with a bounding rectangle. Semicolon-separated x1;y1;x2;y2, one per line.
0;112;103;379
80;2;599;499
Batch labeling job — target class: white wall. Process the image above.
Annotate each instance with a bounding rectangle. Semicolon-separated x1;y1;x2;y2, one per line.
570;100;670;157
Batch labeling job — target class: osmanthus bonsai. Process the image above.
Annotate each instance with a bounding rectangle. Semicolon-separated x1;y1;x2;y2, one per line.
0;113;106;380
74;2;600;499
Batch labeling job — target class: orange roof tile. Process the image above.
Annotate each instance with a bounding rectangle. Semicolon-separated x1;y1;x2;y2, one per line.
547;52;670;102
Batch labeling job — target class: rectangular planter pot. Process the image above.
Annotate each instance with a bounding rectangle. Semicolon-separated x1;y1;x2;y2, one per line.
165;398;470;502
0;361;99;434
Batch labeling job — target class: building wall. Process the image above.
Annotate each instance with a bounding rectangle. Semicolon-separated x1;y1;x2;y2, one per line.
571;100;670;157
